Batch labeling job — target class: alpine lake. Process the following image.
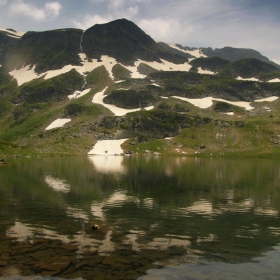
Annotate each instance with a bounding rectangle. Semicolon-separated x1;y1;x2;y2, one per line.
1;155;280;280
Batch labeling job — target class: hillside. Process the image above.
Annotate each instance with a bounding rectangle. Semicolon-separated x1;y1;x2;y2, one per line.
0;18;280;158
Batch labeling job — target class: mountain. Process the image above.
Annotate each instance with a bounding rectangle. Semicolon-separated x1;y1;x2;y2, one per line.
162;43;280;70
201;46;280;70
83;19;188;66
218;58;280;81
0;19;280;158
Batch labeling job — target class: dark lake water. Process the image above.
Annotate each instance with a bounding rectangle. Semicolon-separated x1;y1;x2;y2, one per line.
0;156;280;280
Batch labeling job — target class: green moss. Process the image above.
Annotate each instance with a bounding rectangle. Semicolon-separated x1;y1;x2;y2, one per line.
112;64;131;79
17;69;83;104
1;29;83;73
104;89;161;109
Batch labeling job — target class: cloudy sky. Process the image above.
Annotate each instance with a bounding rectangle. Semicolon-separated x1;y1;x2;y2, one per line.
0;0;279;63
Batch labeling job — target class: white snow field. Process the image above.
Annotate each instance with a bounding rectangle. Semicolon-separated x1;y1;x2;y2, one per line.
45;118;71;130
172;96;278;110
88;139;128;155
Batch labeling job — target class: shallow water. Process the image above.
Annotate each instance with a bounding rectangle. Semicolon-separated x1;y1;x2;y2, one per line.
0;156;280;279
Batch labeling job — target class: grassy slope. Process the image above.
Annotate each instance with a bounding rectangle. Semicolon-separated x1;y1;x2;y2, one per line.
0;65;280;158
0;66;113;157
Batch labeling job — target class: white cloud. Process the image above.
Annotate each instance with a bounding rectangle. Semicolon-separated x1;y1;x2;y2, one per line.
138;18;194;43
73;14;113;30
9;0;62;21
45;2;62;17
0;0;7;5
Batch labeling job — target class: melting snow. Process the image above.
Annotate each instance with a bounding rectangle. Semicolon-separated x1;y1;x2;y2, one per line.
88;139;128;155
197;67;215;75
45;118;71;130
236;76;260;82
268;78;280;83
173;96;255;110
167;43;207;58
255;96;278;102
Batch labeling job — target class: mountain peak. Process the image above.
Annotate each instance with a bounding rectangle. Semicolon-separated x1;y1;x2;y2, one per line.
82;18;158;65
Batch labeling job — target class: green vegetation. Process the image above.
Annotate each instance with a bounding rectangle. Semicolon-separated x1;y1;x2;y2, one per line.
103;89;161;109
189;56;230;73
1;29;83;73
0;20;280;157
213;101;245;114
219;58;280;79
148;71;280;101
17;69;83;104
137;63;159;75
112;64;131;79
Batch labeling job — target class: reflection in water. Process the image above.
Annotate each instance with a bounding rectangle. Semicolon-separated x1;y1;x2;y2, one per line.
0;157;280;279
66;206;89;221
45;175;70;193
88;156;127;174
6;221;114;256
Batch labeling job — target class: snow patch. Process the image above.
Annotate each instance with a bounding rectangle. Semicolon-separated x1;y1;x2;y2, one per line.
9;65;41;86
6;34;21;39
136;59;191;72
44;65;76;80
173;96;255;110
45;118;71;130
88;139;128;155
152;83;161;87
197;67;215;75
268;78;280;83
255;96;278;102
0;28;25;37
68;88;91;100
168;44;207;58
236;76;260;82
92;87;154;116
173;95;279;111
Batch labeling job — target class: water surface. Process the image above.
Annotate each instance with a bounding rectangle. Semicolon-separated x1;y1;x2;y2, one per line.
0;156;280;279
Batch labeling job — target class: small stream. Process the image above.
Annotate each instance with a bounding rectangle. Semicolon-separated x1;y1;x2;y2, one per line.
79;30;88;92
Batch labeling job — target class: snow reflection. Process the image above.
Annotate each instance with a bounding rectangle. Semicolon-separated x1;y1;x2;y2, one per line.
45;175;70;193
88;156;127;174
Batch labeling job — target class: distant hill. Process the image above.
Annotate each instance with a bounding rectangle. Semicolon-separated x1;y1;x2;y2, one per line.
218;58;280;81
189;57;231;73
200;46;280;69
160;43;280;70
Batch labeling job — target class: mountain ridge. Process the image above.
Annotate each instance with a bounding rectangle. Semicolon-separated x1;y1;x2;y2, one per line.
0;18;280;158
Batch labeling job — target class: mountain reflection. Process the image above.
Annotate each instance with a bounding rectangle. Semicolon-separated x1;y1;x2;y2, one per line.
0;157;280;279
